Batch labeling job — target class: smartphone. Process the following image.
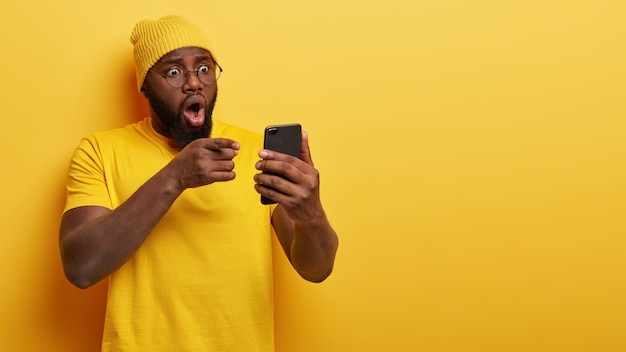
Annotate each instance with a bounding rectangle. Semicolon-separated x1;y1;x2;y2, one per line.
261;123;302;204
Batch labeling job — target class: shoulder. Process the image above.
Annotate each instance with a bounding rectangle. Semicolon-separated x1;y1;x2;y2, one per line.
89;120;146;141
79;120;150;149
212;119;262;145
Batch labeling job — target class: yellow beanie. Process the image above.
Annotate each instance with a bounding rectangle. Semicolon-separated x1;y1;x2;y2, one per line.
130;15;213;92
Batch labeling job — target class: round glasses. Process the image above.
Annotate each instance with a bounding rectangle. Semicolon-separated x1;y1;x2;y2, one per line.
152;63;223;88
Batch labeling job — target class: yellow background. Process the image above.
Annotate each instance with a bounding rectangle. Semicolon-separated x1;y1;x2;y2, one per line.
1;0;625;351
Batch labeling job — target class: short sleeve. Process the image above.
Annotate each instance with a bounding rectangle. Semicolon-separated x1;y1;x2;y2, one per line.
63;136;113;213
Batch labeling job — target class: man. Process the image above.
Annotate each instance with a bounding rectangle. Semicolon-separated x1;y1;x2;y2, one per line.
59;15;338;351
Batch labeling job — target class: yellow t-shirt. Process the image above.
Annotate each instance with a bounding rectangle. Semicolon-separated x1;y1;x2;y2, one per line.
65;118;276;351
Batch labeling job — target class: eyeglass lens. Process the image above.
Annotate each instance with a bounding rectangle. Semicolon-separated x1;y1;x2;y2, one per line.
167;65;222;87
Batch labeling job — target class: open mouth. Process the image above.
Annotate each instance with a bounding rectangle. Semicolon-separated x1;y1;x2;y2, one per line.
188;103;200;116
183;99;206;127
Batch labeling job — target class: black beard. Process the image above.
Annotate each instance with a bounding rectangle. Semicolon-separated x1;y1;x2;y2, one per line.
145;87;217;148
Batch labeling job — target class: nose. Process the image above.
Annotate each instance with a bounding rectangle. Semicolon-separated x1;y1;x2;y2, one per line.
183;71;203;92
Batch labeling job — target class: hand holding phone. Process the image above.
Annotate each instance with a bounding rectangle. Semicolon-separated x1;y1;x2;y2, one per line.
260;123;302;204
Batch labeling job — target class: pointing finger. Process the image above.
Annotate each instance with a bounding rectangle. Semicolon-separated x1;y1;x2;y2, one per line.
203;138;240;151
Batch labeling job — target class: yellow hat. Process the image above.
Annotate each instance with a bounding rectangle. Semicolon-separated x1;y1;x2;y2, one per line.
130;15;213;91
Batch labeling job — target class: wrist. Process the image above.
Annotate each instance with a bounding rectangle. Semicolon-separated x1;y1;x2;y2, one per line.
154;166;185;200
295;208;329;232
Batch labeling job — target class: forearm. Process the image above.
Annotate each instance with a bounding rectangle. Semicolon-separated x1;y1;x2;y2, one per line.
60;170;182;288
289;212;339;283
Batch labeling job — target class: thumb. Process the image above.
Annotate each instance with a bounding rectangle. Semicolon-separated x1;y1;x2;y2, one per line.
300;131;314;166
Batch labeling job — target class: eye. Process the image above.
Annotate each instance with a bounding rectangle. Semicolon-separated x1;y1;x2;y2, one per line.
166;68;182;77
197;64;210;73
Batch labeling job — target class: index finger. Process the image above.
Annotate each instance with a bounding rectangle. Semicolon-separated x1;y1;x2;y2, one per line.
203;138;240;151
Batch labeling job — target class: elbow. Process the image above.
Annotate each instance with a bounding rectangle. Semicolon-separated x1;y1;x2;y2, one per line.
60;243;102;289
295;241;338;283
299;264;335;283
303;273;331;284
63;266;97;289
60;255;100;289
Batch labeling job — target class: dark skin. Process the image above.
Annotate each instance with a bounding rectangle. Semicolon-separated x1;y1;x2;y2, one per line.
59;47;338;288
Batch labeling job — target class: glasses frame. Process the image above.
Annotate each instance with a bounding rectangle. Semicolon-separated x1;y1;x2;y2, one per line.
150;63;223;88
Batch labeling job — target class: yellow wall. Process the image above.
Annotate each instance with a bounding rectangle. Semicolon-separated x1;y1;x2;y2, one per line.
1;0;625;351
